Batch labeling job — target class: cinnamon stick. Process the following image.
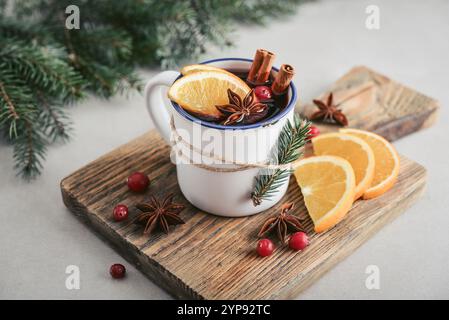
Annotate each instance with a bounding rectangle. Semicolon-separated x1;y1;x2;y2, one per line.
247;49;267;83
271;64;295;95
255;50;275;84
247;49;275;84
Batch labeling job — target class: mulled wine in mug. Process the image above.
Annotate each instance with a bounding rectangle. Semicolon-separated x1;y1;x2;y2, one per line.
144;50;297;217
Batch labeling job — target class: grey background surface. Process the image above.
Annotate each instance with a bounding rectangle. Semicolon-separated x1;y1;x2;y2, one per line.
1;0;448;299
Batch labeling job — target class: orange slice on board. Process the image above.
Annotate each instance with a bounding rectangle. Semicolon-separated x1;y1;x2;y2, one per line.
312;133;375;200
168;70;251;121
294;156;356;233
340;128;400;199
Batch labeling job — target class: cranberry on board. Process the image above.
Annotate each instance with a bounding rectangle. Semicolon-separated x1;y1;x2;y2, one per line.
289;232;309;251
127;172;150;192
109;263;126;279
113;204;128;222
257;238;275;257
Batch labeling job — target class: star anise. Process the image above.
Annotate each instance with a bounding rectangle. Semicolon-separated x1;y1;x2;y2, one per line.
134;194;185;235
310;92;348;126
258;202;305;243
216;89;268;125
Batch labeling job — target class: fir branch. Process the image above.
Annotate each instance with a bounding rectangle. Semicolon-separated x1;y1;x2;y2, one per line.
0;81;19;120
251;114;310;206
0;68;36;138
13;118;47;180
36;91;72;142
0;0;311;180
0;38;86;101
74;56;137;98
75;27;133;65
0;18;53;44
0;67;48;179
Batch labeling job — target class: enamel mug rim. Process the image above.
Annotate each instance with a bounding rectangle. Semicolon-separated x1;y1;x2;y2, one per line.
169;57;298;130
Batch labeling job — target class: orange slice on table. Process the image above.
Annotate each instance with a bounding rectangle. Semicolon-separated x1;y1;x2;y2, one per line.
168;70;251;121
312;133;375;200
294;156;356;233
180;64;234;77
340;128;400;199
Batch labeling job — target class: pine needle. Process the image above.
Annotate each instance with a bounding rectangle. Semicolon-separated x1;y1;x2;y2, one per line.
251;114;310;206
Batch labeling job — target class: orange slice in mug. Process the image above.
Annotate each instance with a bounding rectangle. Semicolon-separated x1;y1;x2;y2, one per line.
180;64;234;77
168;70;251;121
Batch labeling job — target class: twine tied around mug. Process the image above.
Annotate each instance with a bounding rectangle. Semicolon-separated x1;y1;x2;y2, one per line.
168;115;305;173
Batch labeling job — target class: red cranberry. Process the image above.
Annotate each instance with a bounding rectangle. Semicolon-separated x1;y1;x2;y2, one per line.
257;239;275;257
127;172;150;192
113;204;128;222
254;86;272;101
307;125;320;140
110;263;126;279
289;232;309;251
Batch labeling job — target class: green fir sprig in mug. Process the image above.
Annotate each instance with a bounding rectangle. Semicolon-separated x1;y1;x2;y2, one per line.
251;114;310;206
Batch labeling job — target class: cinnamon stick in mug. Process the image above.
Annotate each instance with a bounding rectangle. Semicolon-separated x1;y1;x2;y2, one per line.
247;49;275;84
255;50;275;84
247;49;267;83
271;64;295;95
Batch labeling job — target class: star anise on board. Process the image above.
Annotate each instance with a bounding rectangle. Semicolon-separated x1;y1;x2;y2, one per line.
258;202;305;243
216;89;268;125
310;92;348;126
134;194;185;235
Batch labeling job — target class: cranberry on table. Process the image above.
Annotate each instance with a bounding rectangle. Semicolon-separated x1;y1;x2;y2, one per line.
113;204;129;222
254;86;272;101
127;172;150;192
110;263;126;279
289;232;309;251
257;238;275;257
307;125;320;140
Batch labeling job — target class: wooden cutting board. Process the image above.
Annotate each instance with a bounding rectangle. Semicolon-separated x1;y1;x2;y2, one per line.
61;66;436;299
299;66;439;140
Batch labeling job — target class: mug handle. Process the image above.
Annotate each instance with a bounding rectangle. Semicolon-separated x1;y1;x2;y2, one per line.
144;70;179;143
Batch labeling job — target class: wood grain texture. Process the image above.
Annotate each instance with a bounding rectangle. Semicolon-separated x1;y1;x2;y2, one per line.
61;130;427;300
298;66;439;141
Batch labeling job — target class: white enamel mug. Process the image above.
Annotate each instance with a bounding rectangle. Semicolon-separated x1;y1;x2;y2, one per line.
144;58;297;217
